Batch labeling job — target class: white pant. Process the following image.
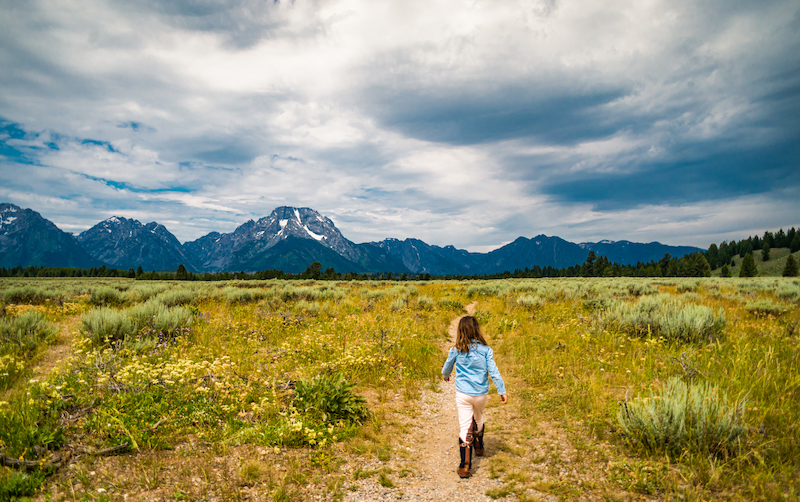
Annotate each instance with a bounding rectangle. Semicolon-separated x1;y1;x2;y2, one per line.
455;390;487;441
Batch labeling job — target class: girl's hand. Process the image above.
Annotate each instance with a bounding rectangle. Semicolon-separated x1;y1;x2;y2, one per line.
500;394;508;404
443;375;450;382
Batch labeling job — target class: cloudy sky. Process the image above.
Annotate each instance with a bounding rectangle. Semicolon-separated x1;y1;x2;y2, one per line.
1;0;798;251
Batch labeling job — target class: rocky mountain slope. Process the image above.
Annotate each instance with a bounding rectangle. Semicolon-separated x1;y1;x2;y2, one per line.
77;217;199;272
0;203;99;269
183;207;407;274
372;234;702;275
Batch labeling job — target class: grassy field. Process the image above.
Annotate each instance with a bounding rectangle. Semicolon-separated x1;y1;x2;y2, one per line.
0;276;798;501
711;247;800;277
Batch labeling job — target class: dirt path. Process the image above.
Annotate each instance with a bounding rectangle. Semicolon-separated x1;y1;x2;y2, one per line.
28;315;80;383
345;303;516;501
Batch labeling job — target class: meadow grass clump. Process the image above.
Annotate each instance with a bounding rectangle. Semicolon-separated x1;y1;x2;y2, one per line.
604;295;726;342
389;296;408;311
295;300;322;316
360;288;388;300
147;304;194;335
221;286;264;304
437;299;464;311
0;310;59;355
618;377;747;459
516;294;546;310
156;287;198;306
123;283;170;303
467;282;510;298
294;373;369;423
744;300;787;316
0;310;59;388
676;281;699;293
416;295;434;310
88;286;123;306
775;282;800;302
80;307;133;344
1;286;58;305
626;283;658;296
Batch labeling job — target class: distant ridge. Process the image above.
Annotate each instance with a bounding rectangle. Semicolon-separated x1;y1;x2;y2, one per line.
78;216;199;272
0;203;99;269
0;202;703;273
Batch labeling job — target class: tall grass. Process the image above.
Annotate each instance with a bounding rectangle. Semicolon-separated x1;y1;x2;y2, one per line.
618;377;747;459
0;310;59;388
604;294;726;342
88;286;123;306
2;286;59;305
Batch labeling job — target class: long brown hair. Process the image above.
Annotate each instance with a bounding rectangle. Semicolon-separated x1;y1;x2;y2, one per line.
456;315;488;353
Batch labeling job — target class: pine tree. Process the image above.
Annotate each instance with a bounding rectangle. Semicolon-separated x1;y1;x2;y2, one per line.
792;233;800;253
695;253;712;277
175;264;189;280
761;243;770;262
720;264;731;277
739;253;758;277
706;244;719;269
784;255;799;277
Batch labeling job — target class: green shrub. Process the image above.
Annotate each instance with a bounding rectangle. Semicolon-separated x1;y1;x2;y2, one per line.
583;297;613;312
0;311;58;388
775;283;800;302
437;299;464;310
744;301;787;316
604;295;726;342
0;469;49;500
149;305;194;335
0;310;59;357
676;281;699;293
516;295;546;310
88;286;123;306
295;300;321;316
80;307;133;344
416;295;434;310
294;374;368;423
221;286;264;304
0;391;66;465
626;283;658;296
156;288;198;306
618;377;747;459
1;286;58;305
123;284;169;303
467;282;510;298
389;296;408;311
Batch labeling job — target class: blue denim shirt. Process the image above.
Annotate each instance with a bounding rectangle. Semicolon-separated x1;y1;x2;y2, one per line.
441;341;506;396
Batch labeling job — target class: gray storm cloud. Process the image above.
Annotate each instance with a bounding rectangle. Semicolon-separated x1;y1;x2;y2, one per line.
0;0;797;249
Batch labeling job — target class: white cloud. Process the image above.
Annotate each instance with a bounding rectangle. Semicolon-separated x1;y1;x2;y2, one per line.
0;0;797;251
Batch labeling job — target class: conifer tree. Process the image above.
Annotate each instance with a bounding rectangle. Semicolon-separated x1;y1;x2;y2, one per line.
784;255;799;277
792;233;800;253
695;253;712;277
720;264;731;277
175;264;189;280
739;253;758;277
761;243;770;261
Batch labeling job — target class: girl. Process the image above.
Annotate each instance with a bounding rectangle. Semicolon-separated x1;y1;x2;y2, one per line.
442;315;508;478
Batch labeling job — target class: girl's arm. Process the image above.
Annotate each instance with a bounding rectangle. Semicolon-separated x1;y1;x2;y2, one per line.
441;348;457;380
486;347;507;396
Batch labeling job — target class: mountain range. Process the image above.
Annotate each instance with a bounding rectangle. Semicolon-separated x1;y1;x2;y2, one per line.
0;202;703;275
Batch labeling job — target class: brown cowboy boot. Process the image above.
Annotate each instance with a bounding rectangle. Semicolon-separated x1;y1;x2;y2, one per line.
457;424;474;478
457;437;473;478
472;417;485;456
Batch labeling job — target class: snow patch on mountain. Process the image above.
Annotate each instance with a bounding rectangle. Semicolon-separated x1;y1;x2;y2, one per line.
304;225;325;241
